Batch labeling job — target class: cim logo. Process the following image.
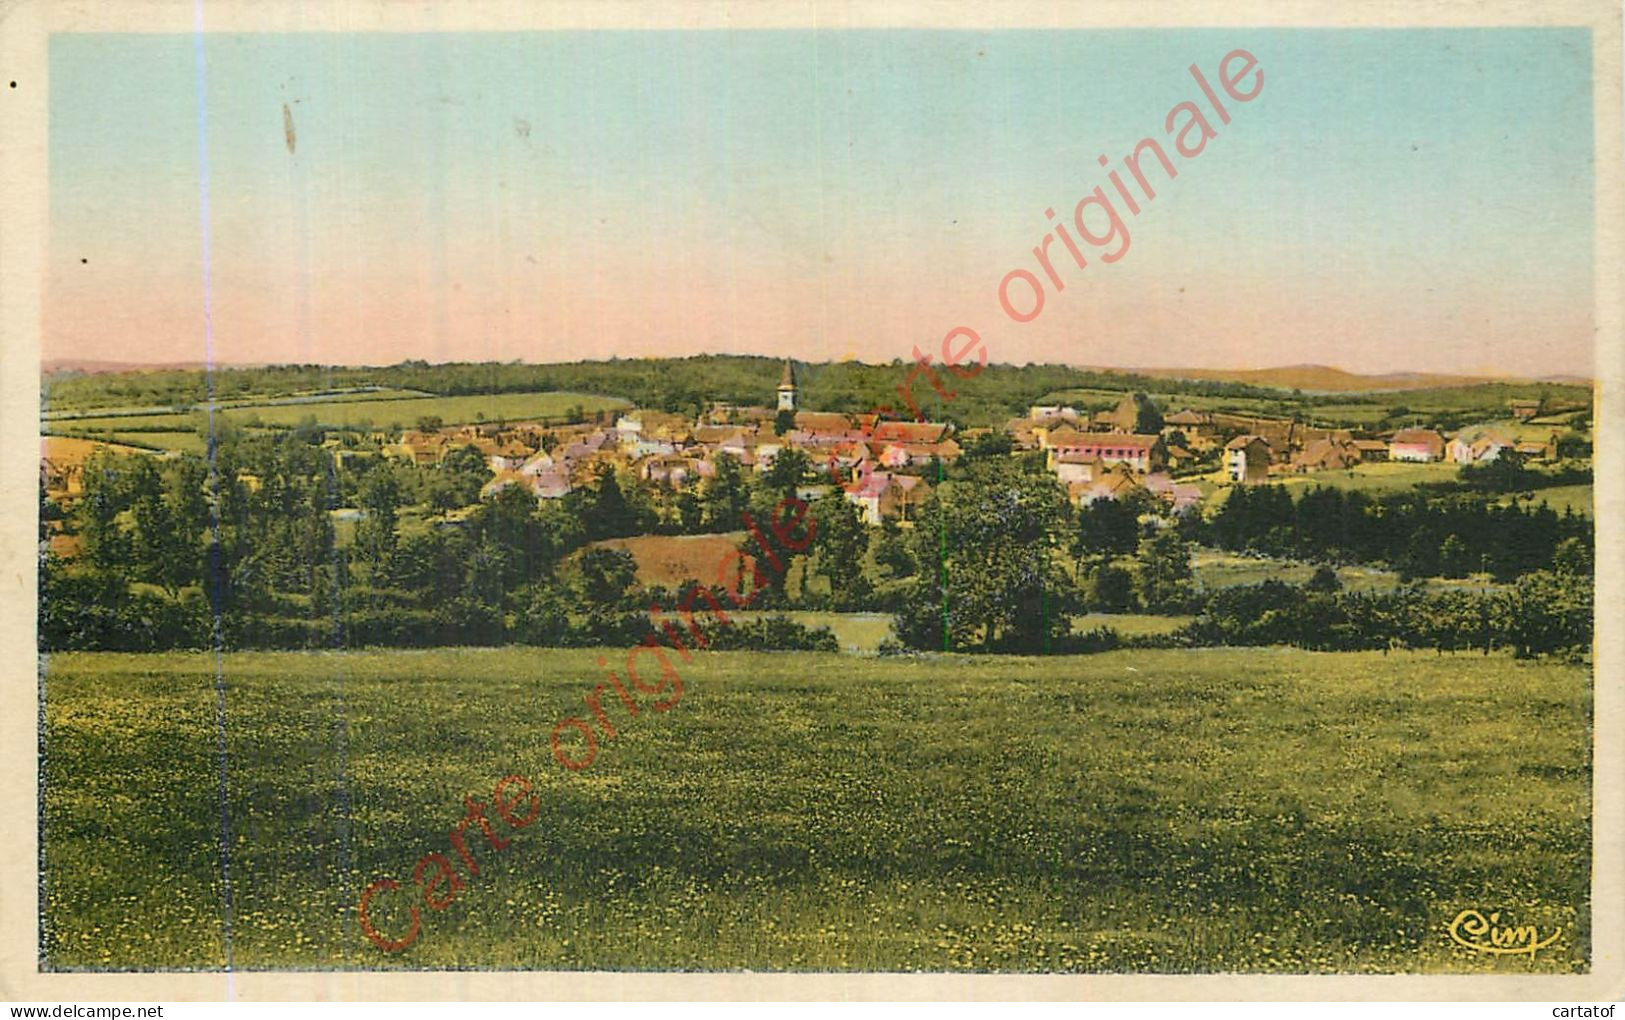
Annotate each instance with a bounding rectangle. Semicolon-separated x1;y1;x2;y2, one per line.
1447;908;1563;960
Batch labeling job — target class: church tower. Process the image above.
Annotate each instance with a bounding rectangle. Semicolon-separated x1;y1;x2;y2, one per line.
777;359;796;412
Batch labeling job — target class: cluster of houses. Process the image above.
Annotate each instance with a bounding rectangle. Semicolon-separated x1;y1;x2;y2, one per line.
1003;397;1204;512
1001;392;1568;504
381;383;1223;524
378;363;955;525
1217;421;1559;485
40;366;1576;533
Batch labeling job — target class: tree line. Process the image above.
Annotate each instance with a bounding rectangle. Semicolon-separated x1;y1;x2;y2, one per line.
51;354;1563;431
40;426;1593;658
1199;484;1591;582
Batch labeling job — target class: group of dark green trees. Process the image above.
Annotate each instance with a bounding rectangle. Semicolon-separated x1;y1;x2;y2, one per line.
1171;548;1592;659
40;425;831;652
40;414;1594;659
1203;484;1591;582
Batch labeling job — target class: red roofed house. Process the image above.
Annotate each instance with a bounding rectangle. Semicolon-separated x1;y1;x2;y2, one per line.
1142;472;1204;513
1163;409;1217;437
843;470;930;525
1352;438;1389;462
1069;465;1141;506
482;468;572;500
793;411;854;435
1041;428;1166;473
1293;437;1361;473
877;438;963;470
1446;427;1515;465
1389;428;1446;463
870;420;951;445
1051;450;1104;486
1515;434;1558;461
487;439;534;474
1003;418;1043;450
640;454;708;488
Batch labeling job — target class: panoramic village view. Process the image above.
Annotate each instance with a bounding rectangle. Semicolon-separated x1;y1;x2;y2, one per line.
34;27;1597;978
38;355;1595;972
40;358;1595;660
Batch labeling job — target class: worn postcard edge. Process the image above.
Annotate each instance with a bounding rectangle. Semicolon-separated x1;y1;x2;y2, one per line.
0;0;1620;1002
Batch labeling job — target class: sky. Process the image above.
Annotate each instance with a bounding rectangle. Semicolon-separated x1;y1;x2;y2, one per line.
45;28;1595;377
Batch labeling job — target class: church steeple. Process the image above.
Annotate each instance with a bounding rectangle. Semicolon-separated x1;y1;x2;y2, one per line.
777;359;796;412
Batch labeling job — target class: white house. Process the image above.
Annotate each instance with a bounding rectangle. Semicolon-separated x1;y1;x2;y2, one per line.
1224;435;1271;484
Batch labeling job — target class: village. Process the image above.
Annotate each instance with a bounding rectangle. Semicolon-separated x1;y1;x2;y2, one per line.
40;362;1583;533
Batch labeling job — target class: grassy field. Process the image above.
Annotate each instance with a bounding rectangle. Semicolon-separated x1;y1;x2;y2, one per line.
1523;484;1594;518
591;532;751;589
1266;461;1462;494
1071;613;1193;638
44;390;630;441
1039;384;1591;430
64;430;210;454
1247;461;1590;517
1040;387;1304;421
1192;550;1408;593
42;386;435;419
728;611;896;653
41;647;1589;973
1190;549;1510;595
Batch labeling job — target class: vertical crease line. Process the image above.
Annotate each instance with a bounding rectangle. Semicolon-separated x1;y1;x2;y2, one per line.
192;2;236;987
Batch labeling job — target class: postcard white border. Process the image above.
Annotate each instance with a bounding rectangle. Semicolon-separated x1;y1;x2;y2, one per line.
1;0;1620;1002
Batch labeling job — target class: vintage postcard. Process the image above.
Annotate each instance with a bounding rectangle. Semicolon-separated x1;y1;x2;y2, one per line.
1;0;1621;1003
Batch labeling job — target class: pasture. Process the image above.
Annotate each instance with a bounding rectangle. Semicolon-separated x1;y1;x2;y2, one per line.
40;647;1589;973
1523;484;1594;518
727;611;896;653
590;532;751;589
41;386;434;420
1191;549;1408;593
1265;461;1462;495
65;430;208;454
42;390;630;447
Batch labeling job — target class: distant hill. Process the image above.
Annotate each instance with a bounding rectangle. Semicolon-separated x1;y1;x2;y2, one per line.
44;356;1591;394
1115;364;1520;393
44;359;224;376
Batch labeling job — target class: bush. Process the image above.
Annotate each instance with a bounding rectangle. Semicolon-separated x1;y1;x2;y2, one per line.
1055;625;1122;654
1172;573;1590;658
572;610;656;648
1088;565;1138;612
226;614;333;650
513;583;574;646
441;598;507;646
339;608;444;647
1305;565;1342;593
40;568;210;651
692;614;838;652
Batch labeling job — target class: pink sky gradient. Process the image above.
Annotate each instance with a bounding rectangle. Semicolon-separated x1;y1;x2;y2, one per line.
44;30;1596;379
44;236;1592;379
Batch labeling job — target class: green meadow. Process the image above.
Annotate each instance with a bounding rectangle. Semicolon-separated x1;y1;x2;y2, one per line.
1266;461;1462;494
64;430;210;455
1522;484;1595;518
1187;549;1497;594
41;387;435;419
43;390;631;450
41;647;1589;973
